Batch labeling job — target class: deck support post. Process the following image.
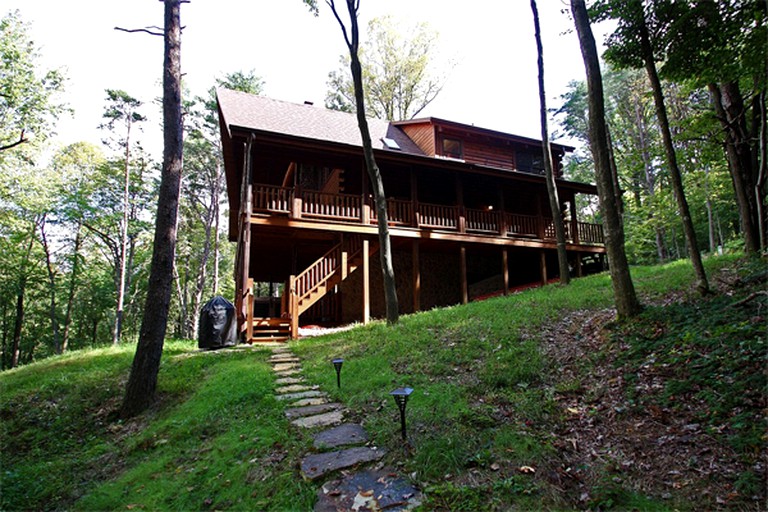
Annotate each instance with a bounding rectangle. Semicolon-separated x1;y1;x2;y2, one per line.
460;244;468;304
412;240;421;312
289;275;299;339
502;248;509;295
575;252;583;278
246;278;254;344
362;238;370;324
539;250;548;286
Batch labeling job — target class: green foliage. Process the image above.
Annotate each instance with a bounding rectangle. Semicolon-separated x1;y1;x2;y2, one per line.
0;10;67;159
325;15;450;121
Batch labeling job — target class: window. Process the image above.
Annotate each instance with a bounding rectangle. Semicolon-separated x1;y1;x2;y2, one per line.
516;150;545;175
441;138;464;159
382;137;401;150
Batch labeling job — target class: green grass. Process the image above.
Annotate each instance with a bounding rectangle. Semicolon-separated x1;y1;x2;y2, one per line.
1;253;763;511
1;342;316;511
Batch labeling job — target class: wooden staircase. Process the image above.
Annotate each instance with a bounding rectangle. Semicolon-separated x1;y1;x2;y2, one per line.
287;236;376;338
244;236;376;343
250;317;291;342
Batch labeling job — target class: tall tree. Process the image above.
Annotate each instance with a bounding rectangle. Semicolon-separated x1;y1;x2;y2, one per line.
656;0;766;253
598;0;709;295
325;15;449;120
570;0;642;319
174;71;262;338
530;0;570;285
328;0;399;324
100;89;147;343
0;10;66;156
121;0;184;418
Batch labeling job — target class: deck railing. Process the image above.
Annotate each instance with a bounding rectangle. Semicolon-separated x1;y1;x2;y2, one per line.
250;184;603;245
466;208;499;233
370;198;413;226
578;221;604;245
419;202;459;230
506;213;539;238
301;190;361;221
253;184;292;213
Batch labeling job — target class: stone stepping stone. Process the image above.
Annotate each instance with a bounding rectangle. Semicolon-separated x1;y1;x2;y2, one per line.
315;469;422;511
291;410;344;429
285;403;342;420
270;355;300;362
275;376;305;385
276;384;318;394
275;368;302;377
269;353;300;360
300;447;386;481
313;423;368;450
273;362;301;372
291;397;329;407
275;390;325;401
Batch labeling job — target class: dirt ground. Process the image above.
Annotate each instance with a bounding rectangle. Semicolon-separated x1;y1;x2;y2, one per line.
538;283;766;509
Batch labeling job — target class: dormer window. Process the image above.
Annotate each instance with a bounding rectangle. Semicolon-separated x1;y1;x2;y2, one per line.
441;137;463;159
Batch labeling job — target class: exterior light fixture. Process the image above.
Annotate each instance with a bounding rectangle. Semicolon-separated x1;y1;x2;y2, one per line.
332;358;344;388
390;387;414;440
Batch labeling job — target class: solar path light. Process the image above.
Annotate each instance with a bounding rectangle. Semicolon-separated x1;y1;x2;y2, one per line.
390;387;413;440
332;358;344;388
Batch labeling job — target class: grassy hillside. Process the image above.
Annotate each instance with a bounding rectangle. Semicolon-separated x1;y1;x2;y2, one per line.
1;255;764;511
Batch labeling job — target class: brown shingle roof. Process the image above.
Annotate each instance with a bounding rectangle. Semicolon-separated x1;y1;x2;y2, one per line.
216;88;425;155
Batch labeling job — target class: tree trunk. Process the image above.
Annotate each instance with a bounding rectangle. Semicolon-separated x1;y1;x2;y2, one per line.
190;209;213;340
637;10;709;295
531;0;570;285
756;90;766;251
212;160;222;295
331;0;399;324
121;0;183;418
11;228;36;368
708;82;760;253
113;117;133;345
39;215;62;354
62;224;83;353
571;0;642;319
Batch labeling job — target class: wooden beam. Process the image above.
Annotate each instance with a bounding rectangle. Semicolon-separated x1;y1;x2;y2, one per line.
412;240;421;312
362;238;370;324
460;244;468;304
539;250;548;286
248;215;606;253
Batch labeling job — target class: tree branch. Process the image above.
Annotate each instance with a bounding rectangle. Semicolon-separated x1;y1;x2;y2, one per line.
0;130;29;152
115;26;164;36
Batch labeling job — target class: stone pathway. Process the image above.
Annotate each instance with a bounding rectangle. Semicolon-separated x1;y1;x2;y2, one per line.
267;345;422;511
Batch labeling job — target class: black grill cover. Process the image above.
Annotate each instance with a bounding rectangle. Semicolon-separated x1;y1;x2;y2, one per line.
198;296;237;349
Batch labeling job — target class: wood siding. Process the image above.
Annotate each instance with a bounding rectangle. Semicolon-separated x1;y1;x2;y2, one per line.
400;122;436;156
463;139;515;170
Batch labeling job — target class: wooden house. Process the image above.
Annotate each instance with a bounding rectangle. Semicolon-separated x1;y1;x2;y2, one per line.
216;89;606;342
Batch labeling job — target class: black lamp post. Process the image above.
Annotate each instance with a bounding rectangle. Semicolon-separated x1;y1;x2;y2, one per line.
332;358;344;388
390;387;413;440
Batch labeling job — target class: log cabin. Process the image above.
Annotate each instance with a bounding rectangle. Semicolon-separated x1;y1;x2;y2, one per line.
216;89;606;342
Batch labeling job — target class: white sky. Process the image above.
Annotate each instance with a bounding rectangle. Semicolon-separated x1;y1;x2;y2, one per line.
5;0;608;160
